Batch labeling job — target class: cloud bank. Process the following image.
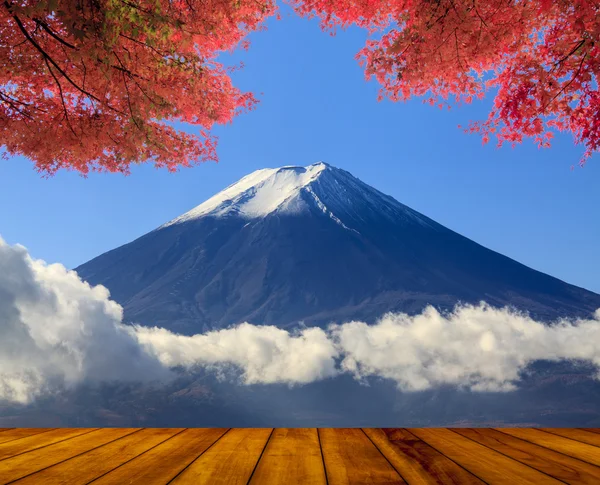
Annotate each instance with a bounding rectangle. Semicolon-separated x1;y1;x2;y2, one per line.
0;238;170;404
332;305;600;392
135;324;338;385
1;237;600;404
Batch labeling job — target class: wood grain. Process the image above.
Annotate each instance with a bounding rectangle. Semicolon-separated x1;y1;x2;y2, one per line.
0;429;55;446
0;428;597;484
410;428;563;484
0;428;136;484
91;428;228;485
249;428;327;485
0;428;95;461
497;428;600;467
10;428;182;485
364;428;484;485
455;427;600;484
170;428;272;485
540;429;600;447
319;428;406;485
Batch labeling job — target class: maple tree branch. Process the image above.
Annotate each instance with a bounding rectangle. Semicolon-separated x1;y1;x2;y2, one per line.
119;33;167;59
5;2;127;117
448;0;462;20
472;4;499;42
119;0;188;28
432;25;458;54
81;60;87;92
44;57;78;136
541;54;586;114
553;39;585;69
121;70;143;132
107;133;120;145
183;0;196;13
113;52;161;152
427;5;451;30
120;0;157;16
113;51;163;107
454;29;463;68
110;63;149;81
0;90;50;117
0;91;33;109
426;0;443;28
11;37;29;48
0;92;34;120
34;18;78;49
6;3;100;102
114;56;174;156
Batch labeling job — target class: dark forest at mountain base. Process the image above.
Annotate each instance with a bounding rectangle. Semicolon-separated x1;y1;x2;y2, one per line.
2;361;600;428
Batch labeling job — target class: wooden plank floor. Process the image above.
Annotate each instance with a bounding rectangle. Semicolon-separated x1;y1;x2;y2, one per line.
0;428;599;484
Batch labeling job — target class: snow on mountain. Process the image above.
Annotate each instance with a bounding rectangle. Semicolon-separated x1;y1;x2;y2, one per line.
161;163;329;226
160;162;432;231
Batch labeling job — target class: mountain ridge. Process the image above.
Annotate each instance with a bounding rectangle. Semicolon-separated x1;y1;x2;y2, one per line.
76;162;600;334
158;162;436;231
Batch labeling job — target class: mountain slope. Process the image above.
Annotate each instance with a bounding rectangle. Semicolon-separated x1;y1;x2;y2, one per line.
76;162;600;334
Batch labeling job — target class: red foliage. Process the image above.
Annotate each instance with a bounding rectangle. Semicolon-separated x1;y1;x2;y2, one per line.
290;0;600;165
0;0;275;175
3;1;599;174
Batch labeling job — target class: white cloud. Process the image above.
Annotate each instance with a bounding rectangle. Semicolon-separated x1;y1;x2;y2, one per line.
0;237;169;404
1;236;599;404
135;323;339;385
331;305;600;392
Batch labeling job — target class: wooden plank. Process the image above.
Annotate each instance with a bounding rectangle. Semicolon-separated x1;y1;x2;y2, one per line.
0;429;55;446
170;428;272;485
249;428;327;485
10;428;182;485
91;428;228;485
498;428;600;467
455;428;600;484
0;428;136;483
319;428;406;485
364;428;484;485
582;429;600;435
0;428;95;461
540;428;600;448
410;428;563;484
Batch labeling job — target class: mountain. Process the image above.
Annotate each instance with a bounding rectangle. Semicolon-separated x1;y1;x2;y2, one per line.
76;162;600;334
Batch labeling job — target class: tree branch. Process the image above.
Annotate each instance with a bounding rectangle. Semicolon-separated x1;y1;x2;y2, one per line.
553;39;585;70
0;92;34;120
541;54;587;114
119;33;167;59
44;57;78;136
34;18;78;49
5;1;125;117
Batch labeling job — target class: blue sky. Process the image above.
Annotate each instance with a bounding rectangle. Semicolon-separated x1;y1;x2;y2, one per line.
0;6;599;293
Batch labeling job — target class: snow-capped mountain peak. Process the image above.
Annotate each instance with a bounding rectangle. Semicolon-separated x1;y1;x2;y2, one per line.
78;161;600;337
160;161;437;232
162;162;333;226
